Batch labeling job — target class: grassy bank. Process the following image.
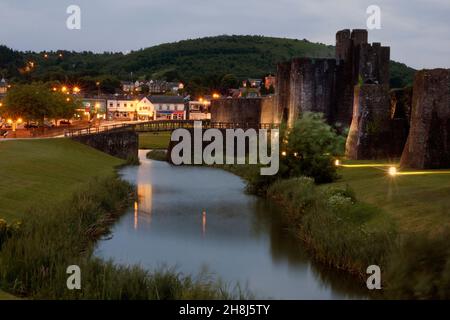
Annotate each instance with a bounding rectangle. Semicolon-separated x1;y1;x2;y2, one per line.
327;160;450;234
0;139;240;299
0;176;236;299
269;177;397;275
241;160;450;298
139;132;171;149
0;289;18;300
0;139;123;222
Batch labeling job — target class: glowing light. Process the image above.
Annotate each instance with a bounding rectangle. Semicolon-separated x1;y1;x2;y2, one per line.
61;86;67;92
281;151;287;157
66;98;71;102
134;201;138;230
335;159;341;166
7;119;12;124
52;87;57;91
340;164;395;168
0;102;3;107
44;54;48;59
17;118;23;124
73;86;80;93
202;210;207;237
198;97;204;102
396;170;450;176
294;152;298;157
388;167;398;177
212;93;220;99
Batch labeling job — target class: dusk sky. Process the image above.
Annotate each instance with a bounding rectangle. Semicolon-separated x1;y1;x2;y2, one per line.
0;0;449;69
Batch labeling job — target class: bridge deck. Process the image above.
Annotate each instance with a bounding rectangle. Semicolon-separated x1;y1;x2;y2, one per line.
64;120;279;137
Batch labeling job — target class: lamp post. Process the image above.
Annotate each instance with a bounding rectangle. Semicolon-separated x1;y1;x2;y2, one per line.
96;81;101;98
7;117;23;138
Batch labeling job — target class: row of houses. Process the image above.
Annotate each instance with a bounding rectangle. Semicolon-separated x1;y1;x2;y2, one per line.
121;80;184;94
78;94;210;121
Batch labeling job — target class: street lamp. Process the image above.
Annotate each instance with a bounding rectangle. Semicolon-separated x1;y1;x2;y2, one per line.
7;117;23;136
96;81;101;97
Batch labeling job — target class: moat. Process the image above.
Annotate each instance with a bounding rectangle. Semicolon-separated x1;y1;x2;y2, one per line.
95;150;368;299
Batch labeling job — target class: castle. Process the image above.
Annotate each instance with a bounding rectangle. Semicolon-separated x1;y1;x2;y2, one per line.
210;29;450;169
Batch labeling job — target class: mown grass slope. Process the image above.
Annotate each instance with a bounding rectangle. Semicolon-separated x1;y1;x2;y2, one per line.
0;139;123;222
325;160;450;235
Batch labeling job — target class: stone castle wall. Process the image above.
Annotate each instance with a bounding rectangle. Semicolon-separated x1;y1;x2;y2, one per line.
72;130;138;160
400;69;450;169
210;97;276;125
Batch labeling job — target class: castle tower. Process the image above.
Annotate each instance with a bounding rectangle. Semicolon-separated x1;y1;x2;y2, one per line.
335;29;390;127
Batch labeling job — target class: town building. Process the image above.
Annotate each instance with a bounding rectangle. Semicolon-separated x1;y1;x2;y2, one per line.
135;97;156;120
80;98;107;120
149;95;187;120
243;78;262;88
264;75;276;90
121;81;135;93
0;78;9;95
107;97;141;120
122;80;184;95
188;99;211;120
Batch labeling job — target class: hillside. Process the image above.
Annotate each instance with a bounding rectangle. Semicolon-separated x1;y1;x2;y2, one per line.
1;35;415;89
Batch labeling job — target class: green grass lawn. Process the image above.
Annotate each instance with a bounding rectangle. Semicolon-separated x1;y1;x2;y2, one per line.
139;132;171;149
324;160;450;235
0;139;124;222
0;289;19;300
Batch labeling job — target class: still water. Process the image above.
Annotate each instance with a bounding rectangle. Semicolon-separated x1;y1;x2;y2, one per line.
95;150;367;299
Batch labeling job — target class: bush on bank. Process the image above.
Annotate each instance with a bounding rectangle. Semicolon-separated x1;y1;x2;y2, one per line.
268;177;397;275
280;113;345;184
0;176;239;299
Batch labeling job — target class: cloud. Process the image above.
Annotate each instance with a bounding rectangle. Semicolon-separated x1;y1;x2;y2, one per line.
0;0;448;68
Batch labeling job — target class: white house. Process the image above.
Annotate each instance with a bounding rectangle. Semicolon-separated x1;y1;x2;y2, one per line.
136;97;156;120
107;98;140;120
148;95;186;120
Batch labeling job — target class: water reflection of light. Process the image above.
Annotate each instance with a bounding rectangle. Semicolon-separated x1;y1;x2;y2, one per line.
134;201;138;230
202;210;207;237
134;184;153;230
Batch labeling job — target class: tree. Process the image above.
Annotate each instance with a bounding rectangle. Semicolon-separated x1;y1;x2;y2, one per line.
140;84;150;95
220;74;239;94
1;83;79;123
99;76;120;94
281;112;344;183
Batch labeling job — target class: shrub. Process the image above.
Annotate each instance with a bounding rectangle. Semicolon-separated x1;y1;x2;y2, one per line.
281;113;344;183
0;219;21;250
146;150;167;162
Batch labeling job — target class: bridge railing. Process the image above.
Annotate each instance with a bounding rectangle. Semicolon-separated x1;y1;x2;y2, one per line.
64;120;280;137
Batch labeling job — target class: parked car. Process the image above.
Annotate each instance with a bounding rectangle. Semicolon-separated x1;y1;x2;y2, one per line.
42;121;55;128
59;120;71;126
24;123;39;129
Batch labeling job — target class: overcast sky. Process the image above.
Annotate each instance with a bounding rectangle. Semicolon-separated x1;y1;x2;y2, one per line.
0;0;448;69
